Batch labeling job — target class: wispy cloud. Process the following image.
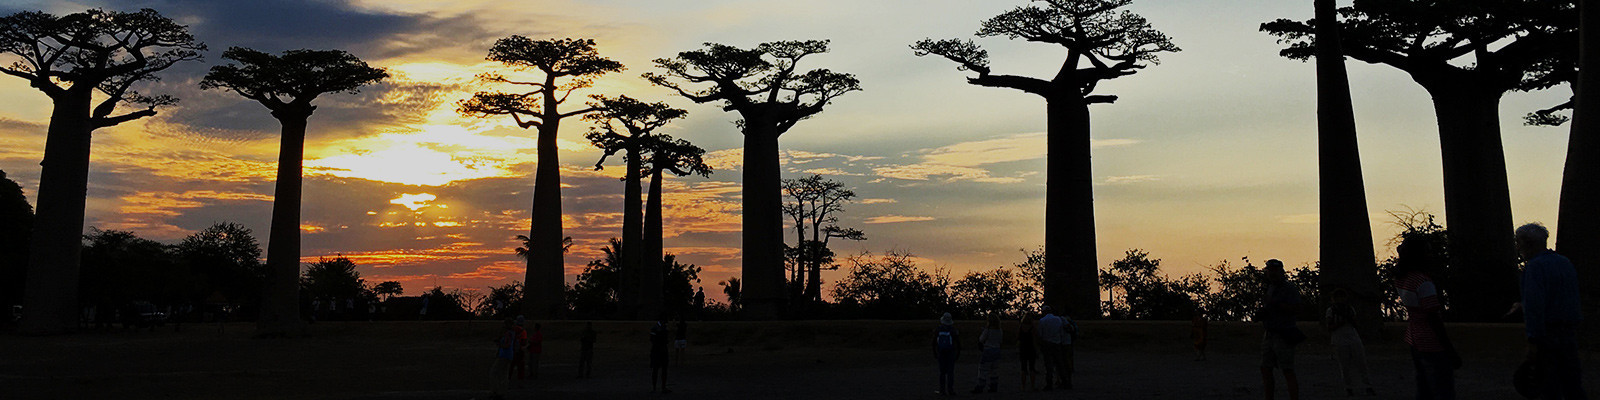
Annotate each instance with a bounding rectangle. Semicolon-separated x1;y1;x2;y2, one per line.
864;215;936;224
1101;175;1162;185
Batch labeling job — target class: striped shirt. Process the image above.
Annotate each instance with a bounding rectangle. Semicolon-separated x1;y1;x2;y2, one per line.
1396;272;1445;352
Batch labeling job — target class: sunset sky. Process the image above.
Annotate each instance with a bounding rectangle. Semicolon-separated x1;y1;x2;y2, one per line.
0;0;1574;301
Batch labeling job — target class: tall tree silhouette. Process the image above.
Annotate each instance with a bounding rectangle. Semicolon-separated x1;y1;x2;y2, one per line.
913;0;1178;317
781;175;865;303
460;37;623;319
0;8;203;334
1264;0;1575;320
200;47;388;336
1307;0;1382;340
0;170;32;313
640;134;711;319
646;40;861;319
1560;0;1600;338
584;95;688;318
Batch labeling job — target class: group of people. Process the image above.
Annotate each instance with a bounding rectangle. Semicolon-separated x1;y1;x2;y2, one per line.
487;316;691;398
1254;222;1586;400
930;305;1079;395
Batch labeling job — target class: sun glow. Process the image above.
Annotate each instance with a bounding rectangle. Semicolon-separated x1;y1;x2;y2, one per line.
389;193;438;211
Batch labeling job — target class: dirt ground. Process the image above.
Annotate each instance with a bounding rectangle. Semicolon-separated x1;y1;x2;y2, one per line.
2;320;1595;399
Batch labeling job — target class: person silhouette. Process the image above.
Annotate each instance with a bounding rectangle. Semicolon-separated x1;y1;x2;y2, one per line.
1513;223;1587;400
650;318;671;393
1259;259;1303;400
1018;312;1039;391
579;322;597;378
971;313;1002;393
1324;288;1375;396
1395;238;1457;400
933;312;961;395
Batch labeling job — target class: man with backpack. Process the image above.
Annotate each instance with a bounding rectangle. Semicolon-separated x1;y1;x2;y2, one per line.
933;312;961;395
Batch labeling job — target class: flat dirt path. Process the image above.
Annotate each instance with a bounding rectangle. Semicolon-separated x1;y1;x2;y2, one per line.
3;320;1594;399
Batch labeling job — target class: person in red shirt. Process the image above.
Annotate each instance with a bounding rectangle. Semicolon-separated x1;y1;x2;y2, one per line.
1394;235;1457;399
511;316;528;382
527;322;544;380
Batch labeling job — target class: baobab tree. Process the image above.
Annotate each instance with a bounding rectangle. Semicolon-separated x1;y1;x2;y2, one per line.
200;47;388;336
1307;0;1382;339
912;0;1179;317
0;8;204;334
640;134;712;319
1264;0;1575;320
460;37;623;319
781;175;865;304
1560;0;1600;338
584;95;687;318
645;40;861;319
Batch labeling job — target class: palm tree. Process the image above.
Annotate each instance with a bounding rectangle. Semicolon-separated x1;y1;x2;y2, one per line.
460;37;623;319
200;47;388;336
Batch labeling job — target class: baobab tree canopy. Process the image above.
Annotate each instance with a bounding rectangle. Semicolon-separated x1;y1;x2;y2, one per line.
200;47;389;113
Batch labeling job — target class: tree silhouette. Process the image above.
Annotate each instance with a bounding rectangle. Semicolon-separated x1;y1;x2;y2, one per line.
173;222;264;316
913;0;1178;318
0;8;204;334
1302;0;1382;339
371;281;404;302
0;170;32;314
640;134;711;321
300;256;366;303
460;37;623;319
1264;0;1575;320
780;175;865;304
1559;0;1600;337
646;40;861;319
584;95;688;319
200;47;388;336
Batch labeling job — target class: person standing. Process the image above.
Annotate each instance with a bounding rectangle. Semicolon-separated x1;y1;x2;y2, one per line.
933;312;962;395
1514;223;1587;400
527;323;544;380
692;288;706;320
490;319;517;398
1037;305;1071;390
1395;237;1457;400
675;319;689;366
650;318;672;393
971;313;1003;394
510;316;529;381
1018;313;1039;391
579;322;597;378
1259;259;1303;400
1324;288;1375;396
1191;310;1209;361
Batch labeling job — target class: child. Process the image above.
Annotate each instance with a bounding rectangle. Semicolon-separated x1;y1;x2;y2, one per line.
1324;288;1375;396
933;312;961;395
971;313;1003;393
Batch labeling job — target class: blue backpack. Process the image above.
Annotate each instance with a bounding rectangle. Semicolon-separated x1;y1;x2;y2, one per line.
936;330;955;351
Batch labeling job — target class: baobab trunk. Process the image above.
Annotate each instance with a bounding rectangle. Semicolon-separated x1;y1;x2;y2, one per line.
741;129;786;319
258;110;311;337
1427;88;1520;322
643;168;666;318
1314;0;1381;340
623;149;651;319
1044;96;1099;318
20;89;93;335
525;101;566;320
1558;0;1600;344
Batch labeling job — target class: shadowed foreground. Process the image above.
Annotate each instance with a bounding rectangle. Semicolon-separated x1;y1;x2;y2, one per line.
2;321;1593;399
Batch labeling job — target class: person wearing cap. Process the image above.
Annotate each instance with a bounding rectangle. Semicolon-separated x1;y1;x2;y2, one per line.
1514;223;1587;400
932;312;961;395
1259;259;1303;400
